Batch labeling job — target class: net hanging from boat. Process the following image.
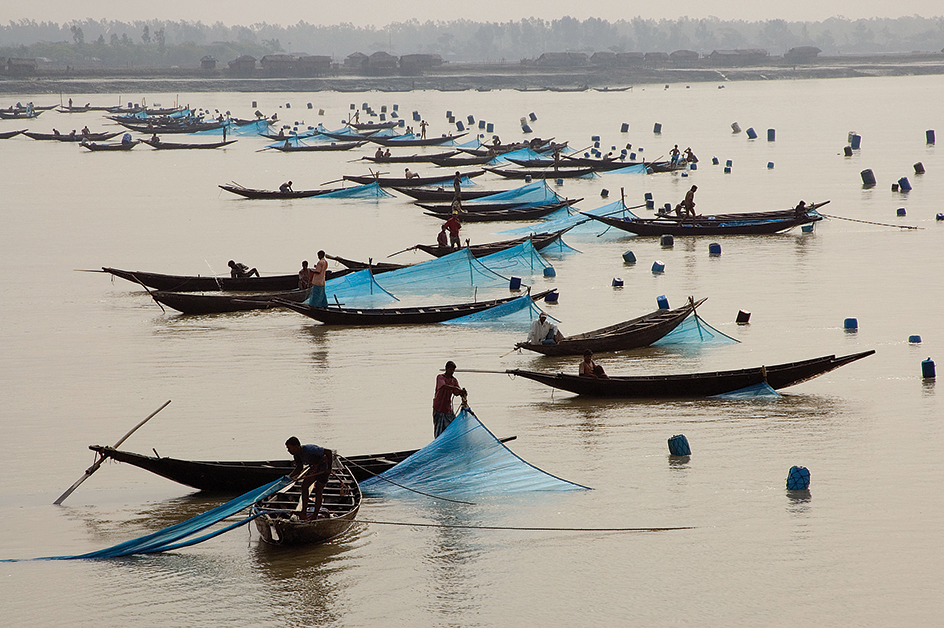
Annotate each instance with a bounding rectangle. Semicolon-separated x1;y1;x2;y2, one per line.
711;382;781;399
442;294;555;329
316;269;399;308
360;407;589;498
465;180;564;207
477;240;553;276
604;163;648;175
497;199;641;238
653;314;739;346
4;478;291;562
314;182;394;199
372;248;512;300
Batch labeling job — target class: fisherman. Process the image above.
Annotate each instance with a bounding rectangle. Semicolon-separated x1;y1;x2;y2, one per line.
433;361;467;438
794;200;808;216
404;168;418;180
285;436;333;520
437;224;449;249
444;213;462;249
228;260;260;278
682;185;697;217
279;180;294;193
684;147;698;163
298;260;316;289
150;133;161;145
309;250;329;307
375;146;384;159
419;119;428;139
579;350;608;379
526;312;562;345
670;144;681;165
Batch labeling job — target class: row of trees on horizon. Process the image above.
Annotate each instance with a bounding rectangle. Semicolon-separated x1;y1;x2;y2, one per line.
1;16;943;67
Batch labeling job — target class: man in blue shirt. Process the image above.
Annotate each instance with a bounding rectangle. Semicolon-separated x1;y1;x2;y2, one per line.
285;436;333;520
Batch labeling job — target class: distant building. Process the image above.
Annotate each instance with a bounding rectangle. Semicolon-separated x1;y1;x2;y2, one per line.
669;50;700;67
366;51;398;74
784;46;822;63
200;55;217;70
616;52;645;66
536;52;589;67
344;52;369;69
228;55;257;76
590;51;618;67
295;55;332;76
399;53;443;75
709;49;769;66
644;52;670;66
260;54;297;76
6;57;37;76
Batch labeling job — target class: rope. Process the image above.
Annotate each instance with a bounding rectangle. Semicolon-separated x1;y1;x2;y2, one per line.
819;213;921;230
338;456;476;506
357;519;694;532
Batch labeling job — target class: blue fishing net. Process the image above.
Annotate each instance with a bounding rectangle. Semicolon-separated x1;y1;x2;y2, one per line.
314;182;394;199
653;314;739;346
497;199;641;237
441;294;556;329
477;240;553;276
604;163;648;175
711;382;782;399
463;180;564;207
373;248;512;300
316;269;399;308
360;407;589;498
4;478;291;562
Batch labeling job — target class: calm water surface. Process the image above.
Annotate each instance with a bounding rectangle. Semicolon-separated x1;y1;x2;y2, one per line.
1;75;942;626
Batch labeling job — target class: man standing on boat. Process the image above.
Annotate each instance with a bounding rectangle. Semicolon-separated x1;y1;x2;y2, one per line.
433;361;467;438
682;185;697;217
285;437;333;520
444;213;462;249
309;250;328;307
419;119;428;139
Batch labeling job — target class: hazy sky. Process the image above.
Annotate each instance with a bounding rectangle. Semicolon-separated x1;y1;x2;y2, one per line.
6;0;942;27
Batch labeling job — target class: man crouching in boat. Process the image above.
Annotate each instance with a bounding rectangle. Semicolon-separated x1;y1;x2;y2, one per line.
285;437;333;520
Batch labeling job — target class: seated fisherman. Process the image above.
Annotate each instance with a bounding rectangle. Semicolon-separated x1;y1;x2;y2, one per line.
579;350;608;378
526;312;563;345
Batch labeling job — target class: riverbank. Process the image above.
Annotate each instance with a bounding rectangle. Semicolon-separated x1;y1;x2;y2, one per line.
1;56;942;94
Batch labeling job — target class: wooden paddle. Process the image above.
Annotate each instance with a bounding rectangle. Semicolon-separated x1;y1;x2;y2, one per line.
54;400;171;505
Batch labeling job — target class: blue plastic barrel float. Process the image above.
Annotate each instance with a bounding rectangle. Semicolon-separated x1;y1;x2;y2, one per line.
860;169;876;186
786;466;811;490
653;122;662;134
486;123;494;133
544;291;559;303
746;127;757;139
898;177;912;191
622;250;636;264
908;335;922;344
529;112;537;121
914;162;925;174
456;120;465;131
767;128;776;141
897;208;907;216
620;123;629;132
844;317;858;331
381;105;387;112
927;129;936;145
922;358;936;378
509;277;522;290
478;120;486;129
767;162;774;169
612;277;624;287
651;261;665;274
708;242;722;256
467;114;475;124
656;295;669;309
660;234;674;247
736;310;751;324
850;133;861;149
667;434;691;456
543;266;556;277
843;146;853;156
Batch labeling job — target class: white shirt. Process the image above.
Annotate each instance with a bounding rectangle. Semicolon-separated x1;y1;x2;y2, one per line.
527;317;558;344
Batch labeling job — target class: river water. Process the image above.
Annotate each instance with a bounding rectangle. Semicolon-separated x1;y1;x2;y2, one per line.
1;75;942;626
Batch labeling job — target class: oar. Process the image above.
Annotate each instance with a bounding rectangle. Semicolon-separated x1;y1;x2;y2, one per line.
321;177;344;186
129;274;165;314
54;400;172;505
387;245;419;258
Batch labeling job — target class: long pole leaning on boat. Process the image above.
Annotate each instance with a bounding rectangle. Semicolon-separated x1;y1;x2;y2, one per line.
54;400;172;505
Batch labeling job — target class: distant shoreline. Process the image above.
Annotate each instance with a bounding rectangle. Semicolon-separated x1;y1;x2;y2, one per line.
1;57;942;95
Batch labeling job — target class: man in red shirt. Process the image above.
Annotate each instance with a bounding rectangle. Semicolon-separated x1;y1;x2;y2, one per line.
433;360;467;437
444;214;462;249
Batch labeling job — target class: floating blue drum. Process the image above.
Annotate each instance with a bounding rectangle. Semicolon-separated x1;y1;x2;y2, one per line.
927;129;936;145
398;119;405;127
898;177;912;191
524;174;532;182
914;162;925;174
252;101;257;108
767;162;774;169
486;123;494;133
746;127;757;139
381;105;387;112
621;123;629;132
478;120;486;129
850;134;861;149
656;295;669;309
630;152;637;160
681;172;688;178
456;121;465;131
555;178;564;186
467;115;475;124
653;122;662;134
843;146;853;156
646;199;655;209
892;183;899;192
391;111;398;118
897;208;907;216
413;111;421;121
726;159;733;167
908;335;922;344
731;122;741;133
591;135;601;142
786;466;811;490
660;234;674;247
307;103;313;109
801;224;814;233
844;317;858;331
690;163;697;170
622;250;636;264
652;261;665;274
937;213;944;221
544;292;559;303
529;112;537;121
860;169;876;186
767;128;775;141
736;310;751;324
922;358;936;379
380;113;386;121
612;277;624;287
446;110;452;118
667;434;691;456
393;104;398;110
521;124;532;134
724;166;732;174
712;156;720;165
708;242;722;256
285;102;291;108
509;277;522;290
601;188;610;198
543;266;556;277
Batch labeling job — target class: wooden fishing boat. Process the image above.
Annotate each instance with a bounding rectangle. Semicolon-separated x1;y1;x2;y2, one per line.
405;229;571;258
581;202;827;236
0;129;26;139
25;131;122;142
0;109;42;119
391;186;508;201
506;156;640;171
252;458;361;545
150;287;311;315
367;132;468;147
345;120;400;131
507;350;875;397
219;184;339;199
88;437;517;492
546;85;589;92
515;298;705;356
141;138;238;149
428;154;495;167
343;170;485;187
425;204;569;222
484;166;596;179
273;289;555;325
101;267;345;292
116;120;222;133
271;141;365;152
419;197;579;214
594;86;633;92
361;150;459;164
80;140;138;151
457;139;564;157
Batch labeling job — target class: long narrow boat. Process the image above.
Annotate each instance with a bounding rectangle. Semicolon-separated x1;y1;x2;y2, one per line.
252;458;361;545
484;166;596;179
0;129;26;139
508;351;875;397
219;184;340;199
405;228;571;258
323;254;409;273
345;120;400;131
391;186;508;201
101;267;345;292
80;140;138;151
25;131;122;142
581;202;827;236
367;132;468;147
515;298;705;356
271;141;365;152
88;437;516;492
343;170;484;187
419;197;579;214
150;287;311;314
506;156;641;171
362;150;459;164
141;138;238;149
424;203;571;222
429;154;495;167
0;109;42;119
274;289;555;325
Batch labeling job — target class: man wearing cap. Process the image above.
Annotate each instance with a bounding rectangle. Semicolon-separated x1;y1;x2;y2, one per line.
525;312;561;345
433;361;467;438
